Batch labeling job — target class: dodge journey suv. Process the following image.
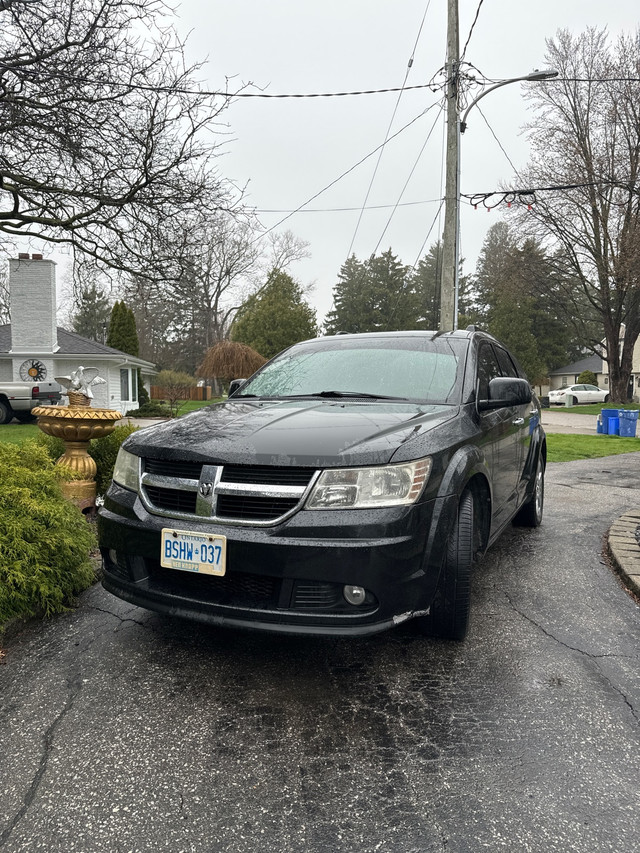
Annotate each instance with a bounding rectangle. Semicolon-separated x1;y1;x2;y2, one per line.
99;329;545;640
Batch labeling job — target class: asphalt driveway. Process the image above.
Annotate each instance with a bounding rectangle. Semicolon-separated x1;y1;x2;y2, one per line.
1;453;639;853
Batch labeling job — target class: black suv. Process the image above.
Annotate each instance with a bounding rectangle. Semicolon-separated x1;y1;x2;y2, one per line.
98;329;545;640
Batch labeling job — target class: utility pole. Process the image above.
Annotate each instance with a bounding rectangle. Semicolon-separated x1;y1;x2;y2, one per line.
439;0;459;332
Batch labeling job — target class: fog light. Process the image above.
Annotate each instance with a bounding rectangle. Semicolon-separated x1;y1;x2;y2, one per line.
343;585;367;606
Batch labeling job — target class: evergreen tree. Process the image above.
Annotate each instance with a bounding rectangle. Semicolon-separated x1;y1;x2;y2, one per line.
325;250;418;334
106;300;139;356
231;270;318;359
71;283;111;342
472;223;581;383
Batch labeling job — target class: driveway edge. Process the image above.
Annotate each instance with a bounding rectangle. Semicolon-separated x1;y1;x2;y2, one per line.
607;510;640;597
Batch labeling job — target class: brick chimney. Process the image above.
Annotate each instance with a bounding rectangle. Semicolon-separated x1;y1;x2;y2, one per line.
8;254;58;354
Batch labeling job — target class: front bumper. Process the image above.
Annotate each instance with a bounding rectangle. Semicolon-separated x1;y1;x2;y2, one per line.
98;483;450;637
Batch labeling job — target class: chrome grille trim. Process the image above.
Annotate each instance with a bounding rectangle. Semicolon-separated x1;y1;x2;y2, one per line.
138;462;320;527
141;473;199;492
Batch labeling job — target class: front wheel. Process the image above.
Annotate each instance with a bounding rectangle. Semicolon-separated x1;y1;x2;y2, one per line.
513;454;544;528
0;400;13;425
419;489;475;641
603;394;609;403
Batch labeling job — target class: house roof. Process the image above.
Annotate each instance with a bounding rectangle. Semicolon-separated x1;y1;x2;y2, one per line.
0;324;156;370
548;354;603;376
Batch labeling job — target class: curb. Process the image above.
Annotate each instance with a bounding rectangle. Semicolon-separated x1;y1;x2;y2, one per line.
607;511;640;597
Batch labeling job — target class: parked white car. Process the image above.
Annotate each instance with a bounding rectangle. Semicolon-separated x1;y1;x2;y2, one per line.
548;384;609;405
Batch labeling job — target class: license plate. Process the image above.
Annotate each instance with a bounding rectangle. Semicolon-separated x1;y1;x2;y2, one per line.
161;528;227;576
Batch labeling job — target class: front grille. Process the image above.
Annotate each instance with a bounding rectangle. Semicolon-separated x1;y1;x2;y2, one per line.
145;458;203;479
140;462;318;525
145;485;198;515
217;495;301;520
222;465;313;486
148;560;279;608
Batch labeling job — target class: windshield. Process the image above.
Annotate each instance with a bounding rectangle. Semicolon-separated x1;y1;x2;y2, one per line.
234;336;466;404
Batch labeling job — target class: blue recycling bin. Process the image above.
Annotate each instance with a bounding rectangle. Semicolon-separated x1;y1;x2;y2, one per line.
601;408;621;434
618;409;639;437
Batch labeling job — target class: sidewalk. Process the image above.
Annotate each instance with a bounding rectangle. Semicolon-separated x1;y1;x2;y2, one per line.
541;407;598;434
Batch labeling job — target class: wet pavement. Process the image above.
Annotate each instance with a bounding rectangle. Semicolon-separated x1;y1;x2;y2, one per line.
1;455;639;852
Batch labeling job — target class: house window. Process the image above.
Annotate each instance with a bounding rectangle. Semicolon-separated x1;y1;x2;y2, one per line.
132;369;138;402
604;377;609;385
120;368;130;401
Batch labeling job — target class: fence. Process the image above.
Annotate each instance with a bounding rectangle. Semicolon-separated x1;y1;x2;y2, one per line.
150;385;212;401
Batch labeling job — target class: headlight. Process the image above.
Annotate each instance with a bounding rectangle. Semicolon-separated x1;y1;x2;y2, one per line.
306;458;431;510
112;447;140;492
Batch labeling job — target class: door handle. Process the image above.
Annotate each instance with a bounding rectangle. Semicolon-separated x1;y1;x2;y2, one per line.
512;418;525;426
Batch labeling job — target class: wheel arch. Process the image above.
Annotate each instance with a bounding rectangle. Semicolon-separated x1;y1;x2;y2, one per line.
419;444;492;602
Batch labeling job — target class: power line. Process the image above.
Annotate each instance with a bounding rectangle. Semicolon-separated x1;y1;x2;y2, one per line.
475;104;520;175
462;178;640;210
460;0;485;63
255;106;438;239
346;0;434;258
253;198;443;214
373;103;445;254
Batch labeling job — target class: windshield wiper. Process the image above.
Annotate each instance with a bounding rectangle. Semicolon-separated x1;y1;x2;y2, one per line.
283;390;402;400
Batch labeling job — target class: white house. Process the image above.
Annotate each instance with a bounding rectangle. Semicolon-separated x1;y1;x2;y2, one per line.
0;254;156;413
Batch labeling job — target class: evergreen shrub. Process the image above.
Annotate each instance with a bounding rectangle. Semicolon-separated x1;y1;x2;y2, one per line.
88;424;139;495
0;442;97;625
577;370;598;386
125;401;171;418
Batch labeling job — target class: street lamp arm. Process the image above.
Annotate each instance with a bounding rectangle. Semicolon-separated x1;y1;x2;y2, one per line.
460;69;558;133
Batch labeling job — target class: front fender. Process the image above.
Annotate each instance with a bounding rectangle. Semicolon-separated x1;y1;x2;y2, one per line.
417;444;491;606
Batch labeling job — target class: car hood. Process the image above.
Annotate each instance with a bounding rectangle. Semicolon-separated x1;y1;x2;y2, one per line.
125;399;458;467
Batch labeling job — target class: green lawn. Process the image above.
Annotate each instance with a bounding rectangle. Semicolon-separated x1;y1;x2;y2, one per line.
0;424;40;444
545;432;640;462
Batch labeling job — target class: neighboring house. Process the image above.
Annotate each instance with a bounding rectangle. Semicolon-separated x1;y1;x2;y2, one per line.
0;254;156;413
549;341;640;402
548;354;606;391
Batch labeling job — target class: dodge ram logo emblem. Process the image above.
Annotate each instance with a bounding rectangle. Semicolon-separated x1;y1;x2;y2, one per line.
199;482;213;497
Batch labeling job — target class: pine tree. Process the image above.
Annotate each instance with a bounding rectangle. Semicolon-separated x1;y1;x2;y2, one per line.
231;270;318;359
71;283;111;342
107;300;139;356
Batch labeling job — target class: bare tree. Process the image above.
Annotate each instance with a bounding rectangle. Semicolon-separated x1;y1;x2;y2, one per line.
0;0;238;279
518;27;640;401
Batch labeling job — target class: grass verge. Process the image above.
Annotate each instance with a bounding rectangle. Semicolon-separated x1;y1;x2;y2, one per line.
546;433;640;462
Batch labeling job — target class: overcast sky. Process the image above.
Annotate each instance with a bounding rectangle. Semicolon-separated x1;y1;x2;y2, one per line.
173;0;639;324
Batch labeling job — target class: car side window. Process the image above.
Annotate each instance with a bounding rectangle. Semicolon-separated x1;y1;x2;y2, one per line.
477;344;502;400
494;346;519;378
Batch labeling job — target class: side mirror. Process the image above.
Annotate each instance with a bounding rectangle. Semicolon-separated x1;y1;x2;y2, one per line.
227;378;247;397
478;377;532;411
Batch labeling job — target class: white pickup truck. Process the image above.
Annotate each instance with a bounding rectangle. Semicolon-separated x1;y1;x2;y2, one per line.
0;381;62;424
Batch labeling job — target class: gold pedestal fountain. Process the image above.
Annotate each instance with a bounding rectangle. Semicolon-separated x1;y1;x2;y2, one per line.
33;369;122;513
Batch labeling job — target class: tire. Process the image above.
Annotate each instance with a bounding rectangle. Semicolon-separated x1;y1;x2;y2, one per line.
420;489;475;641
604;394;609;403
14;411;37;424
0;400;14;425
568;395;577;406
513;454;544;528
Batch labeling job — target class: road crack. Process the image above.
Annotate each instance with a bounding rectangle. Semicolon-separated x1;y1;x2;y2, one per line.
504;592;639;724
0;675;83;848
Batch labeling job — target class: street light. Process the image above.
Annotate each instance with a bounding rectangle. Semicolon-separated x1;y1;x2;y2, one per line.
439;68;558;331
